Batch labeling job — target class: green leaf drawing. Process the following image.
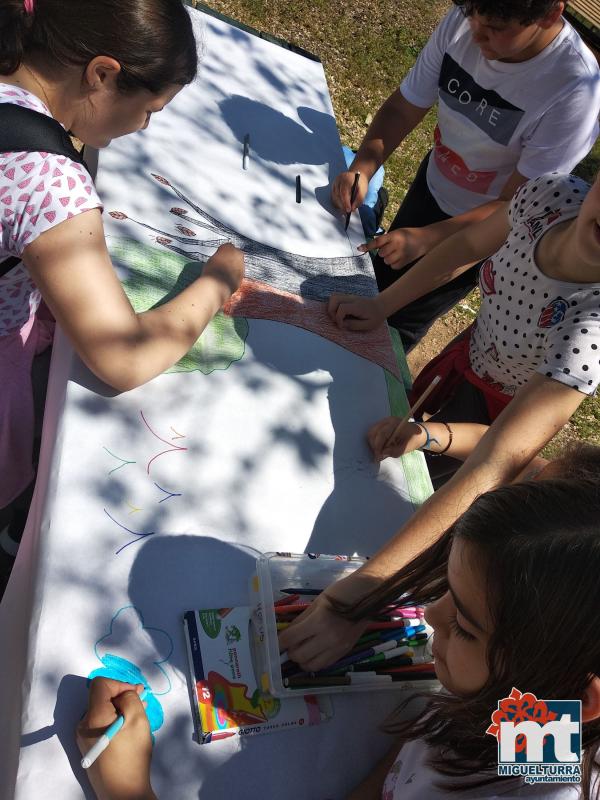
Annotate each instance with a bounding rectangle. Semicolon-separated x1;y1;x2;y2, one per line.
110;237;248;375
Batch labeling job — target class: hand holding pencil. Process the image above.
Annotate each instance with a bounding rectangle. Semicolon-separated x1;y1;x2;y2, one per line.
330;169;368;215
327;293;386;332
344;172;361;231
368;376;441;462
368;419;428;462
76;677;157;800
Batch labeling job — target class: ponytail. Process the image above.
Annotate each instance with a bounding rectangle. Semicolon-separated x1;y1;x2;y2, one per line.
0;0;197;93
0;0;35;74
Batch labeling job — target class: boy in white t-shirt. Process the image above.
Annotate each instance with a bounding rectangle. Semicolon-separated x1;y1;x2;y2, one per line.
332;0;600;351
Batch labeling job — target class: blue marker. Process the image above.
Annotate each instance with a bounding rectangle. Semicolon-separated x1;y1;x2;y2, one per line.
81;688;148;769
403;624;427;638
377;624;426;641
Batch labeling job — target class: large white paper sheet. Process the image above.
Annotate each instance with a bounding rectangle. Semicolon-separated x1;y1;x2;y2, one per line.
0;8;432;800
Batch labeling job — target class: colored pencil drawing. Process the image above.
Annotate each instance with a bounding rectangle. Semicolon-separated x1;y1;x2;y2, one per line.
154;482;182;503
108;173;401;379
88;606;175;734
104;508;156;555
140;410;187;475
224;276;398;375
88;654;164;734
103;447;136;476
101;412;185;550
109;237;249;375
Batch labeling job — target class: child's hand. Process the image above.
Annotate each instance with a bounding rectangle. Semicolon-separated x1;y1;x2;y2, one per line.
203;243;245;298
359;227;433;270
368;419;425;462
327;293;385;331
331;171;369;212
77;677;157;800
278;587;370;672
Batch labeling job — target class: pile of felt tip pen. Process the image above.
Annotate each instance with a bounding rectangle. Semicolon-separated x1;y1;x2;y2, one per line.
275;588;436;689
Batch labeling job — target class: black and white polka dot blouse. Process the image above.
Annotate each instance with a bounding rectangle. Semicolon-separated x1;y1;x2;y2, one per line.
469;173;600;397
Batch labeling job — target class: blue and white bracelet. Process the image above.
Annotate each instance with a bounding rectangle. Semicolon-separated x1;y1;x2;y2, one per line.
413;421;453;456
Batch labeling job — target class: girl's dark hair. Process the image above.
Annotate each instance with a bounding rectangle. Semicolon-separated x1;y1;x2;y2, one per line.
453;0;562;25
0;0;197;93
343;467;600;797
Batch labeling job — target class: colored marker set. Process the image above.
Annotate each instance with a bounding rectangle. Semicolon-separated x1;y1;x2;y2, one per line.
250;553;437;697
278;599;434;690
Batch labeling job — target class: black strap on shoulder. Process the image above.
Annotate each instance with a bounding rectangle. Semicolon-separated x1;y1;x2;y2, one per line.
0;103;90;278
0;256;21;277
0;103;86;165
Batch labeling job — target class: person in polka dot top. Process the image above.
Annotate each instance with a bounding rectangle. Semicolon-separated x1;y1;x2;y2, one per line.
469;174;598;399
278;172;600;687
328;170;599;485
0;0;245;557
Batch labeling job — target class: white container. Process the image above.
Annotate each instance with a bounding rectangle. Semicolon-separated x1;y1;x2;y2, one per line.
249;552;437;697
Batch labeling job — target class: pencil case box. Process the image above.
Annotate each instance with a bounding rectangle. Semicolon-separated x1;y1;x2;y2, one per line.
249;552;437;697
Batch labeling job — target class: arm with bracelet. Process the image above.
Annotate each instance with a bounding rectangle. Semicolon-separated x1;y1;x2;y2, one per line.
367;419;488;462
279;375;587;672
368;419;551;478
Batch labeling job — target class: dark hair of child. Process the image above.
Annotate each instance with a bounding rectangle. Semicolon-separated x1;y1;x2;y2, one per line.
0;0;197;92
452;0;562;25
341;447;600;797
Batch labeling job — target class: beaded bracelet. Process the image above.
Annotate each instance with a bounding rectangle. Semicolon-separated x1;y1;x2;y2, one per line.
414;421;453;456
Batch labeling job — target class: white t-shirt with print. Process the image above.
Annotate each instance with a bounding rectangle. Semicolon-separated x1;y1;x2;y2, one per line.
383;739;582;800
0;85;102;337
469;173;600;398
400;9;600;216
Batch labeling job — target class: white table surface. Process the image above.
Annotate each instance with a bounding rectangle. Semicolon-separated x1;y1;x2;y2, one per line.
0;8;432;799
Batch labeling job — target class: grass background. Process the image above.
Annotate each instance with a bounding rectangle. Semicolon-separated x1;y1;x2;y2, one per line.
195;0;600;451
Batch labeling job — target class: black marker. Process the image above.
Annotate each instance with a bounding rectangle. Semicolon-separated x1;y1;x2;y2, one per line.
345;171;360;231
243;134;250;170
296;175;301;203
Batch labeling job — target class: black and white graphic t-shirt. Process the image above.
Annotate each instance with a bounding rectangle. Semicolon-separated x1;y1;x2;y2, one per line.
400;9;600;216
469;174;600;397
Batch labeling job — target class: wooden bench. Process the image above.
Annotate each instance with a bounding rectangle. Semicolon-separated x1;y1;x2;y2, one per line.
566;0;600;50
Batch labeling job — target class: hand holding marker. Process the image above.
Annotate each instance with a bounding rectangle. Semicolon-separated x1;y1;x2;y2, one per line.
81;688;149;769
344;171;361;231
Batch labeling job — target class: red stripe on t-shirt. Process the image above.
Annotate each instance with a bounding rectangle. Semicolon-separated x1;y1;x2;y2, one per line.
433;126;497;194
